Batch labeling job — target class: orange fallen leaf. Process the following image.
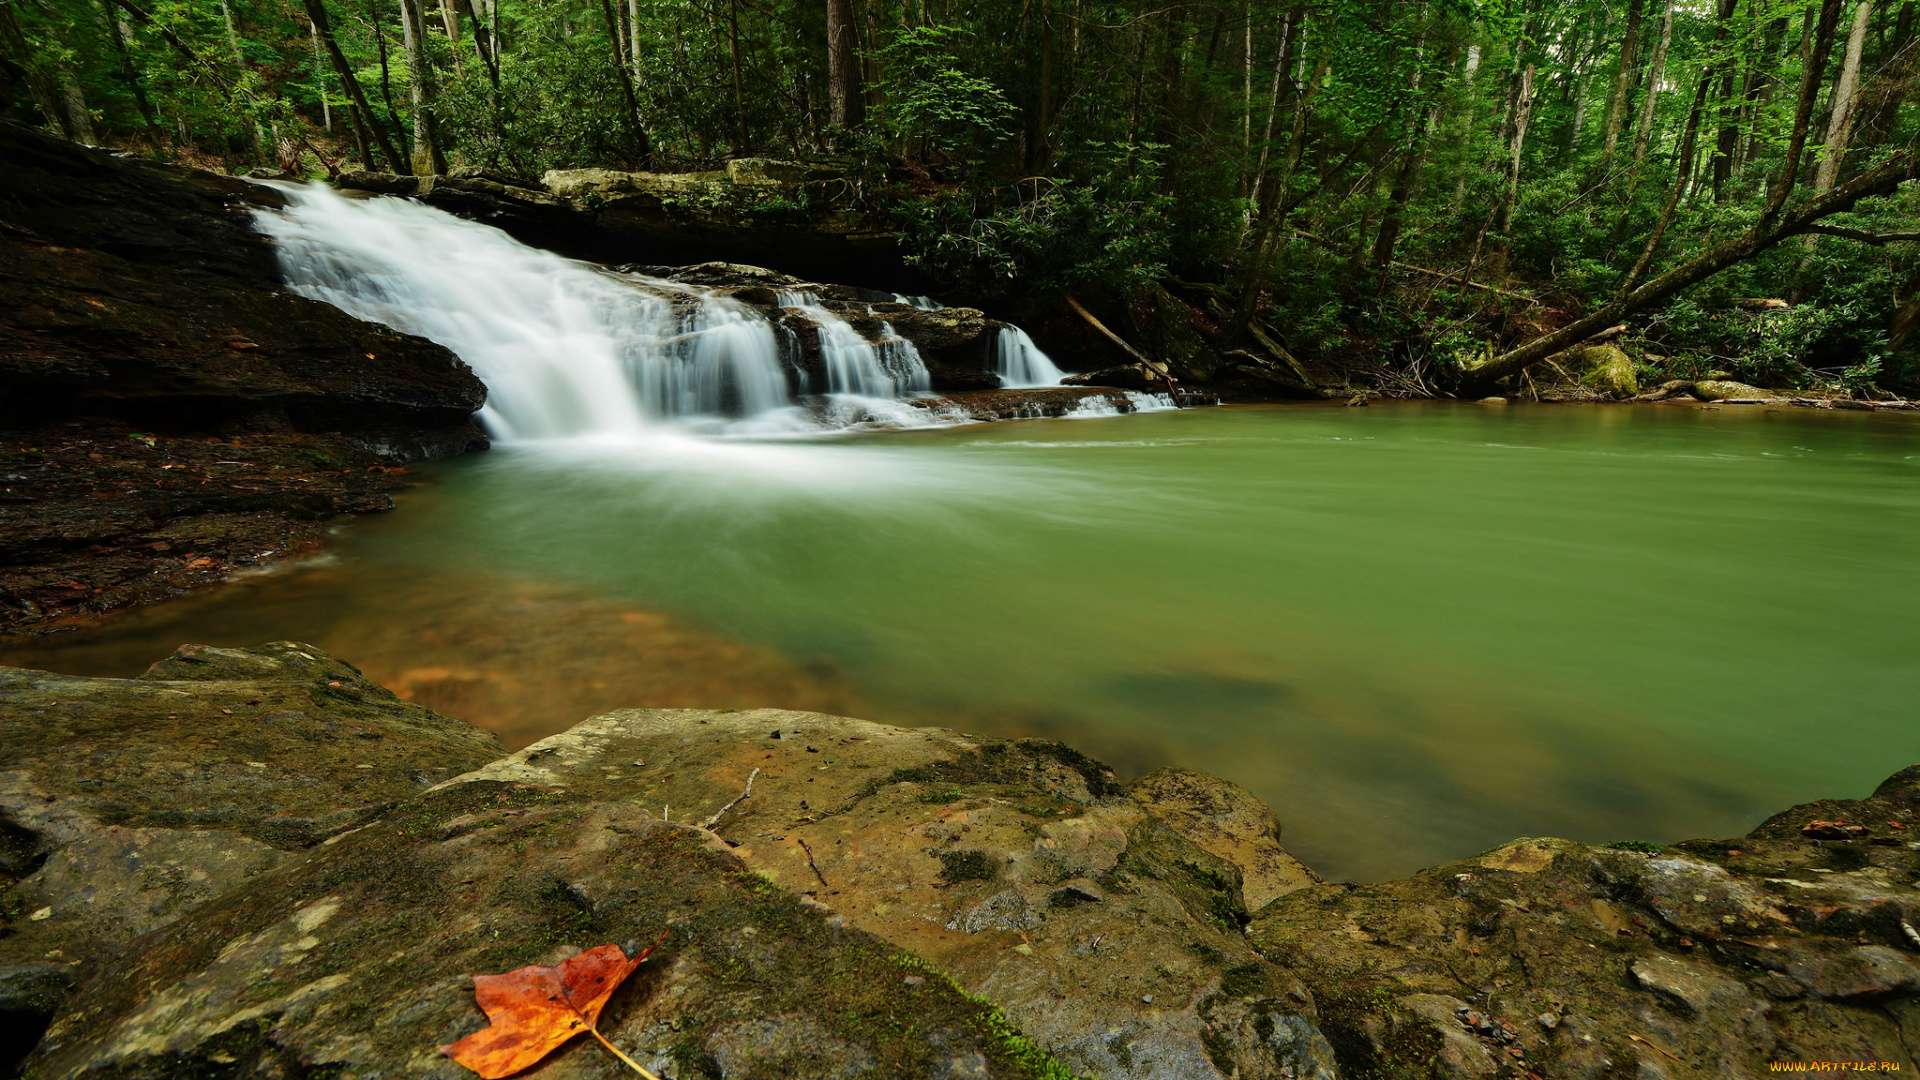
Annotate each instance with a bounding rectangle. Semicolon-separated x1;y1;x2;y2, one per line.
441;934;667;1079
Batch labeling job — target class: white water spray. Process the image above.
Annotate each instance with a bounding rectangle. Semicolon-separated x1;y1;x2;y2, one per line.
992;326;1068;389
255;184;1078;440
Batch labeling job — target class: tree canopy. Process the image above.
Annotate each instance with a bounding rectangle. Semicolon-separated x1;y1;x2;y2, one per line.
6;0;1917;391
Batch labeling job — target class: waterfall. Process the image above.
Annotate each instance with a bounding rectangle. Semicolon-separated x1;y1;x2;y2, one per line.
992;327;1067;389
775;291;931;398
253;183;1074;439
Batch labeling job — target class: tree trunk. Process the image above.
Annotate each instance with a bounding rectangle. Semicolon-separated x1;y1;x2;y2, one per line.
597;0;652;167
100;1;162;143
398;0;445;174
1246;7;1298;209
1462;0;1856;387
1227;57;1327;341
1815;0;1872;190
1600;0;1643;166
826;0;862;126
727;0;746;151
304;0;404;170
1025;0;1054;171
1493;64;1535;271
1631;0;1674;164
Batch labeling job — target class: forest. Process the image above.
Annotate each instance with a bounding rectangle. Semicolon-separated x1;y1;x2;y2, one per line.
5;0;1918;395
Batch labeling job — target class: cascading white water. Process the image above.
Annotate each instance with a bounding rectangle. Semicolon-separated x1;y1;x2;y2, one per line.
893;293;943;310
256;184;799;439
992;326;1068;389
255;183;1081;439
775;291;931;398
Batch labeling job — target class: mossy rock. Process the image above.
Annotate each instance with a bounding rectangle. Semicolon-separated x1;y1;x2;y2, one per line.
1567;345;1640;398
1690;379;1775;400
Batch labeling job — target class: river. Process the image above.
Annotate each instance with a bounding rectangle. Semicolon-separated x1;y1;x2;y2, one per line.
9;401;1917;882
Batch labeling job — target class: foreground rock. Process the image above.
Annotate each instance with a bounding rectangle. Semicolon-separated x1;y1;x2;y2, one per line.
0;642;504;1068
1247;776;1920;1077
453;709;1334;1080
10;642;1920;1078
0;122;489;637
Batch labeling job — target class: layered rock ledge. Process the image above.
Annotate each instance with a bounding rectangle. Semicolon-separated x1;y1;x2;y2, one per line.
0;122;491;638
6;643;1920;1078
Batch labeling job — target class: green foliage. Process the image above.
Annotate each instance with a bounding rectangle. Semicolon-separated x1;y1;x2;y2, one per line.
902;142;1178;295
873;26;1014;160
6;0;1914;387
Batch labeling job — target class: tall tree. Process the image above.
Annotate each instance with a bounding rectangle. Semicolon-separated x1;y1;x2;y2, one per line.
826;0;862;126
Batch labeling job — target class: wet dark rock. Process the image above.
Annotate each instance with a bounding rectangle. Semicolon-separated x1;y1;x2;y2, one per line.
0;122;490;637
338;163;910;287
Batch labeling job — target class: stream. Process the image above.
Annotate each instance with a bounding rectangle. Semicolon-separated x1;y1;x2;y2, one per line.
5;189;1917;882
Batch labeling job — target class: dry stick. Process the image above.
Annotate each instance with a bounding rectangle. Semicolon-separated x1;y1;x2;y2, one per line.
700;767;759;829
797;837;830;888
1061;294;1185;407
587;1027;663;1080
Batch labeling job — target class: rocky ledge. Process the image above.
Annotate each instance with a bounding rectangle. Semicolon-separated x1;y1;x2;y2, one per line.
6;643;1920;1078
0;123;490;639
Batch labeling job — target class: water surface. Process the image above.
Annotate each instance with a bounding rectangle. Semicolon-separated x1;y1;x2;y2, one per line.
10;401;1918;881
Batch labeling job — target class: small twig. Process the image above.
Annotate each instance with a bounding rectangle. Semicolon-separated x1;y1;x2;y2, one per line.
701;768;759;829
797;837;830;888
1628;1033;1682;1062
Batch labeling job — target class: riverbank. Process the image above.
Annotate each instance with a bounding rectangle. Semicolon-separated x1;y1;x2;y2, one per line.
5;641;1918;1077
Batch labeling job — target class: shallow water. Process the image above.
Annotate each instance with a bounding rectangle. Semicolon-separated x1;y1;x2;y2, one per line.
9;401;1919;881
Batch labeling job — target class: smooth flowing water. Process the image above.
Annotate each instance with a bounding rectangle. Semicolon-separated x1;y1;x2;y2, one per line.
11;403;1918;881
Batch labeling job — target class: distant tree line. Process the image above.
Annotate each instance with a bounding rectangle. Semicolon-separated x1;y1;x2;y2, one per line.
4;0;1917;389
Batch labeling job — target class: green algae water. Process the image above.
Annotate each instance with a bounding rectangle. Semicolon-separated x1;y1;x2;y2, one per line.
10;401;1920;881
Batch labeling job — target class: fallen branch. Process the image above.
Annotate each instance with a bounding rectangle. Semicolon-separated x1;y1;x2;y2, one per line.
1062;293;1184;407
700;767;758;829
1288;229;1542;305
1803;224;1920;244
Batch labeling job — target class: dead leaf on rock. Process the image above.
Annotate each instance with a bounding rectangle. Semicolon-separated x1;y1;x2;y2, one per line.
441;934;667;1079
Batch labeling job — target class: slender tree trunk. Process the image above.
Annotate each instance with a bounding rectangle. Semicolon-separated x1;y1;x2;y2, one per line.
726;0;746;151
438;0;464;75
398;0;445;173
1025;0;1054;171
369;0;411;170
627;0;642;72
1247;7;1299;209
100;1;162;142
1228;57;1328;341
1600;0;1643;166
1631;0;1674;163
597;0;652;166
303;0;399;169
1815;0;1872;190
826;0;863;125
1492;63;1536;271
1709;0;1740;196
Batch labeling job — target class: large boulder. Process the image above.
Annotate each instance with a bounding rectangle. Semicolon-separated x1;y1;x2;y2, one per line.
1246;765;1920;1076
0;122;490;637
0;643;505;1066
441;709;1339;1080
9;648;1336;1080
